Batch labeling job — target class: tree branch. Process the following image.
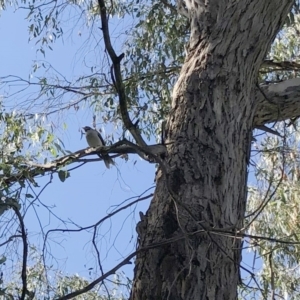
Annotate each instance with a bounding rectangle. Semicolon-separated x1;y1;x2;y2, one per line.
261;60;300;72
97;0;147;147
12;203;29;300
56;226;300;300
0;234;23;247
254;78;300;126
1;141;166;186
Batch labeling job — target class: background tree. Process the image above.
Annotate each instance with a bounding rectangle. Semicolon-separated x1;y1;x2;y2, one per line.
1;0;300;299
1;248;129;299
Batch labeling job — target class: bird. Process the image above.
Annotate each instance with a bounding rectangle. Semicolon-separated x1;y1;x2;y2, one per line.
82;126;115;169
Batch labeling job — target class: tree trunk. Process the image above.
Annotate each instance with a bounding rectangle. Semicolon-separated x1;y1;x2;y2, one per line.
131;1;293;299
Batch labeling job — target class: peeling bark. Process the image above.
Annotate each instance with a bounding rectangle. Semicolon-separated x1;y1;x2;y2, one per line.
255;78;300;125
131;1;294;299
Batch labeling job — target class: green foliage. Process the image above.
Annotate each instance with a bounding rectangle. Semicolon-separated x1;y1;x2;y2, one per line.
120;1;188;139
2;0;189;142
243;122;300;298
1;249;129;299
260;12;300;83
0;103;65;193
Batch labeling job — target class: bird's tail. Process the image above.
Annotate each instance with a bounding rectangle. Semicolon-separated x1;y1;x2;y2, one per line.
103;154;115;169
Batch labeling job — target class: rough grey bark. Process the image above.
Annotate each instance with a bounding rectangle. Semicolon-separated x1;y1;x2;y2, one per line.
255;78;300;125
131;1;294;300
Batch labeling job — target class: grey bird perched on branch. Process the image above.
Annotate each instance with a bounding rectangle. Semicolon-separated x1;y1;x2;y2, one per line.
82;126;115;169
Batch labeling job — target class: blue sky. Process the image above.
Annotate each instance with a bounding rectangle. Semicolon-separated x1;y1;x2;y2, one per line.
0;6;156;284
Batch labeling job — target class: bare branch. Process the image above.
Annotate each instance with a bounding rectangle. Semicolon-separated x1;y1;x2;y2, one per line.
43;191;153;252
97;0;147;147
261;60;300;72
57;252;135;300
0;234;22;247
12;204;29;300
1;140;166;186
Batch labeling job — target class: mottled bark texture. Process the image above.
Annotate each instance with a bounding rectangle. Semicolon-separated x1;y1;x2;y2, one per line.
255;78;300;125
131;1;294;299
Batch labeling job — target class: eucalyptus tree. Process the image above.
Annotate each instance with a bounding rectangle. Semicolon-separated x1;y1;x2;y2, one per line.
1;0;300;299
